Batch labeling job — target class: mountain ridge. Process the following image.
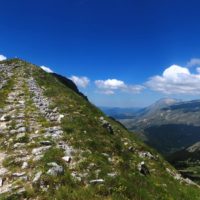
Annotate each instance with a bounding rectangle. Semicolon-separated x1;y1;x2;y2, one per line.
120;98;200;155
0;59;199;199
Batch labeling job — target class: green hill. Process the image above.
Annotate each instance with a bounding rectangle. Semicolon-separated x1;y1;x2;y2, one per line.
0;59;199;200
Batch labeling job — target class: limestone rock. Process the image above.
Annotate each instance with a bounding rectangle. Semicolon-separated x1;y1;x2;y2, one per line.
22;162;28;169
62;156;71;163
89;179;105;184
33;171;42;183
47;162;64;176
32;146;51;156
12;172;26;177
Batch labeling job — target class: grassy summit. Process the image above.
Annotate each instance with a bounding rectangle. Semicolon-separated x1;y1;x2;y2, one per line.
0;59;199;200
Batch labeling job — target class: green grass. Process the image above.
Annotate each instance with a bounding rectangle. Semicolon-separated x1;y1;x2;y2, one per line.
1;59;200;200
29;61;200;200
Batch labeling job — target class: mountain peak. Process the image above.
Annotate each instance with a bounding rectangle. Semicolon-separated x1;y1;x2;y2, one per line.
0;58;26;64
155;98;180;105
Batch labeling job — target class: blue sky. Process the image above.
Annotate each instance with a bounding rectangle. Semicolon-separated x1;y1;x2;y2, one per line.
1;0;200;107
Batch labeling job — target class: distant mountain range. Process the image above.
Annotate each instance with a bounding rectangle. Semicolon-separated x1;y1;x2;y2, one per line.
99;106;141;119
109;98;200;155
107;98;200;183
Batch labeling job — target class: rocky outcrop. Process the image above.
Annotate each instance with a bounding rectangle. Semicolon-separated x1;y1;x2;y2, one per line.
137;161;150;176
99;116;114;134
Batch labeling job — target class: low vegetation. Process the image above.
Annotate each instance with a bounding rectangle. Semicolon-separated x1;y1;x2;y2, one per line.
0;59;200;199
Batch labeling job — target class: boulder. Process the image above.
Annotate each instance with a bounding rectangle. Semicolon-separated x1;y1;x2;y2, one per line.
40;141;52;146
33;171;42;183
12;172;26;177
62;156;71;163
89;179;105;184
32;146;51;156
17;127;26;133
22;162;28;169
47;162;64;176
16;132;26;140
57;114;64;122
99;116;114;134
138;161;150;176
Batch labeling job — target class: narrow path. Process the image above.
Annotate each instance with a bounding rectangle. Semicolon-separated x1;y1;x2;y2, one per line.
0;67;77;197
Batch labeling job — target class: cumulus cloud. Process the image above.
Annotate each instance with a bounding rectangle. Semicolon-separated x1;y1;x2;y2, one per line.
40;65;53;73
187;58;200;68
95;79;126;90
146;64;200;94
70;75;90;88
95;78;145;95
0;55;7;61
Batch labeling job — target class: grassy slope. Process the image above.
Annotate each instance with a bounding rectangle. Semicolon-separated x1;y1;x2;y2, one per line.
1;59;200;200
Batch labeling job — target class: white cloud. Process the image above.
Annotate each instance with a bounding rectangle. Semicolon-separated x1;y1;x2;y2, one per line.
70;75;90;88
127;85;146;93
162;64;190;80
40;65;53;73
95;79;126;90
0;55;7;61
196;67;200;74
97;90;115;95
187;58;200;68
146;64;200;94
95;78;145;95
